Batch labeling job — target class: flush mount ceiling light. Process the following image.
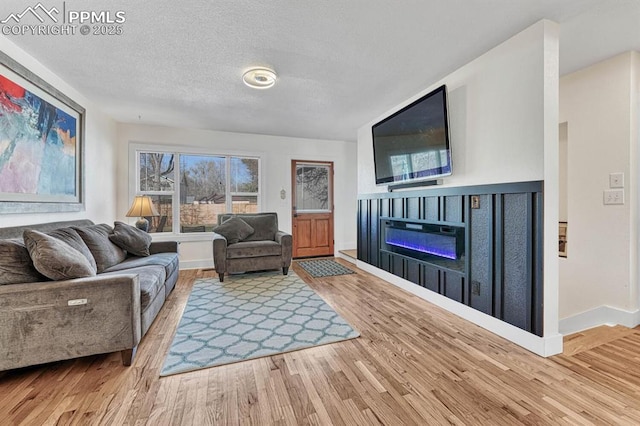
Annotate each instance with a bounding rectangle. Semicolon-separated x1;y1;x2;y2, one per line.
242;67;277;89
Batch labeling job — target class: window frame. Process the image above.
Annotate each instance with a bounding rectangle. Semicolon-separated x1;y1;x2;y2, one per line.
128;143;263;241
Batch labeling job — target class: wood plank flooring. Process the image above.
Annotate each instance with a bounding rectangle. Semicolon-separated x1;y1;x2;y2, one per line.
2;259;640;425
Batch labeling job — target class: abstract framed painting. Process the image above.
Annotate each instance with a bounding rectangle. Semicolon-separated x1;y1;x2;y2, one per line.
0;51;85;214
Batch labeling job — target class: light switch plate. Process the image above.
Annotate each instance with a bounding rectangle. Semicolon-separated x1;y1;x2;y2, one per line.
603;189;624;205
609;172;624;188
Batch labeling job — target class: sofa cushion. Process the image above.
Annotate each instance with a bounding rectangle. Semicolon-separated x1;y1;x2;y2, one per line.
226;240;282;259
103;252;179;282
0;239;47;285
23;230;97;281
109;221;153;256
0;219;94;240
74;224;126;273
46;227;97;271
213;217;254;244
102;265;166;310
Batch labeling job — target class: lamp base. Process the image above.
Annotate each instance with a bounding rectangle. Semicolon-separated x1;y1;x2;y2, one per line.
135;217;149;232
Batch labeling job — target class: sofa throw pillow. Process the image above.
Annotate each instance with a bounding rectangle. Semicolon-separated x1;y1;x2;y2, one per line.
23;230;97;281
213;217;255;244
0;239;48;285
46;227;97;271
73;224;127;273
109;221;153;257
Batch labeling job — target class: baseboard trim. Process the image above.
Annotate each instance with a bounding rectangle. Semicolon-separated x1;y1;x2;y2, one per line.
356;260;563;357
180;259;214;270
336;251;357;264
559;306;640;335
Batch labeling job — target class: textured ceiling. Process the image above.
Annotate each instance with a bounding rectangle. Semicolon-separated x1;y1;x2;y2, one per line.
1;0;639;142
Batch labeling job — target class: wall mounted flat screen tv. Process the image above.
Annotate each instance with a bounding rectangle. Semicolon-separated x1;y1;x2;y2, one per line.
372;84;452;186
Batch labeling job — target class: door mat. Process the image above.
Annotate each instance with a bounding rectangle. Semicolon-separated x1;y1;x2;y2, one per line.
297;259;355;277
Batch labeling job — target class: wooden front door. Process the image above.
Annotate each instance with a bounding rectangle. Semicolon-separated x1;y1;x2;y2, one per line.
291;160;334;258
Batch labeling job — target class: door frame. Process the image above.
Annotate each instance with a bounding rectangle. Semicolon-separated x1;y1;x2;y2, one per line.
291;159;335;258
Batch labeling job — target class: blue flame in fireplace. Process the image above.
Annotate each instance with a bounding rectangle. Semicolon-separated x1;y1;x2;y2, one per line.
385;227;458;260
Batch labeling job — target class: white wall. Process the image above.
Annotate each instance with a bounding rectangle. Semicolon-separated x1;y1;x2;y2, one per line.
358;21;554;194
116;124;357;269
356;20;562;356
559;52;640;333
0;37;118;227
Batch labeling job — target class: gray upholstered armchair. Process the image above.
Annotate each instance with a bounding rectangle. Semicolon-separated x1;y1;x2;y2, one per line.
212;212;292;282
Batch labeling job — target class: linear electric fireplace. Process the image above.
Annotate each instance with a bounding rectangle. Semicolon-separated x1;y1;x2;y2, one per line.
381;219;464;261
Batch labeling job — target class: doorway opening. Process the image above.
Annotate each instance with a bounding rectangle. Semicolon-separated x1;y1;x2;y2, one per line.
291;160;334;258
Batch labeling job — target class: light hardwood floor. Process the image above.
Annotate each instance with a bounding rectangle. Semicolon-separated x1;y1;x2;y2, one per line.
2;260;640;425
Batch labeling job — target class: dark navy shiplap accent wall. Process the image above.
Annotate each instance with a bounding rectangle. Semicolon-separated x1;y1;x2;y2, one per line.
357;181;544;336
470;194;491;315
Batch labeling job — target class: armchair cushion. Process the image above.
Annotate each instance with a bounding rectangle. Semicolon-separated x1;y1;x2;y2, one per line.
213;217;254;244
226;240;282;259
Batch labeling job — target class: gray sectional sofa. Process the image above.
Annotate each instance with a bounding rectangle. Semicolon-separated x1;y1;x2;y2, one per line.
0;219;179;371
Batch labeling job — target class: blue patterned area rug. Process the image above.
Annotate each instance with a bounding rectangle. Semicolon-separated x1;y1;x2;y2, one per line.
297;259;355;277
161;270;359;376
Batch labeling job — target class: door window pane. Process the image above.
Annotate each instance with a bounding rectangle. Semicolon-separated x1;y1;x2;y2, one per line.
179;155;226;233
296;165;330;212
139;153;175;191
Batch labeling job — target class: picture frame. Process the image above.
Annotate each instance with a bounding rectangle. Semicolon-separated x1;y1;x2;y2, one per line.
559;221;568;258
0;51;85;214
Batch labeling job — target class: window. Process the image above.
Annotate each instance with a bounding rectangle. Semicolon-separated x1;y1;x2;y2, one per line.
135;149;260;234
230;157;259;213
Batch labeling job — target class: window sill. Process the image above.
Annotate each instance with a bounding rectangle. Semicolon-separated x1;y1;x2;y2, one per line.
150;232;215;243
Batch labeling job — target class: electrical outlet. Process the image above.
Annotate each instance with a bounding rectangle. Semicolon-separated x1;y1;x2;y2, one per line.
609;172;624;188
471;195;480;209
603;189;624;205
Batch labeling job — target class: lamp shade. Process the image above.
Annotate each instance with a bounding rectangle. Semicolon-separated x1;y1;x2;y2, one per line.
126;195;159;218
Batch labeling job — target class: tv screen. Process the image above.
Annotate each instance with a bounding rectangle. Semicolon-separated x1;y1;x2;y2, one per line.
372;84;451;186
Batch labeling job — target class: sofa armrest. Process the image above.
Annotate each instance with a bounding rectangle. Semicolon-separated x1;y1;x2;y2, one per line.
0;274;141;371
275;230;292;266
149;240;178;254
